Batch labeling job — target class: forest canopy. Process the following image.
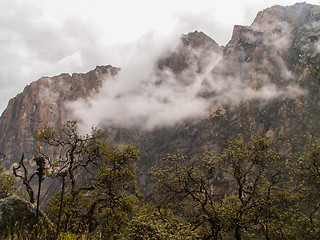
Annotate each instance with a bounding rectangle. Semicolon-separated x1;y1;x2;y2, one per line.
1;122;320;239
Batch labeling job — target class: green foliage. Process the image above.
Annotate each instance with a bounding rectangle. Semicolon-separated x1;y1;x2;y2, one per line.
151;153;222;239
299;137;320;185
151;136;318;240
86;144;141;238
58;232;80;240
120;204;202;240
298;137;320;224
1;218;56;240
208;136;283;239
45;191;92;233
0;160;16;199
95;144;140;193
0;171;16;199
211;136;281;179
35;121;142;238
22;126;320;238
28;219;56;240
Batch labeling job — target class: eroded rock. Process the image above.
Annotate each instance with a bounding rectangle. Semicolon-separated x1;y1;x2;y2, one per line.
0;196;52;234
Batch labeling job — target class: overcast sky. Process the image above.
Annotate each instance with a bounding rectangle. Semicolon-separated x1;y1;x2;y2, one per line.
0;0;319;114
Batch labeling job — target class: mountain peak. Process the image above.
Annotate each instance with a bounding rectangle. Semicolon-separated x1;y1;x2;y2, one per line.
182;31;220;49
226;2;320;51
251;2;320;30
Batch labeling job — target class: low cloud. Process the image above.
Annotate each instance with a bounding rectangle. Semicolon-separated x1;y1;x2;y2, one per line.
68;32;212;131
2;0;315;129
67;24;306;133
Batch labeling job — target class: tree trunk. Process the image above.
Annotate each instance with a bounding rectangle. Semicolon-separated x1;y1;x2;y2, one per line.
35;179;41;224
57;174;66;238
235;224;241;240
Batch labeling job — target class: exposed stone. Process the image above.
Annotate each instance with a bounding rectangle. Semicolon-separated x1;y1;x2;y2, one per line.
0;196;52;234
157;30;223;74
266;129;275;139
0;65;119;169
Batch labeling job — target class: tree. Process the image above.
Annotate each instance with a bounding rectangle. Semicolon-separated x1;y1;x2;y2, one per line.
151;136;305;240
208;136;281;240
37;121;142;237
0;154;16;199
34;121;108;233
299;137;320;223
120;204;202;240
151;154;222;239
45;190;92;234
85;144;141;238
33;121;108;197
44;143;141;238
12;154;36;203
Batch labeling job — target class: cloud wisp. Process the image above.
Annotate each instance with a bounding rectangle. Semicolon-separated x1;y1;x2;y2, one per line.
68;32;216;131
1;0;319;115
67;21;306;133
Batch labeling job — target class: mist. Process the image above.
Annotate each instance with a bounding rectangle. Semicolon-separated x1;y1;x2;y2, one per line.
67;20;307;133
1;0;319;115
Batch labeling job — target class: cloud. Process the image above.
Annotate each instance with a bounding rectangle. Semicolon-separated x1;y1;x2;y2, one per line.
67;31;199;131
67;21;306;133
0;0;318;116
0;0;102;112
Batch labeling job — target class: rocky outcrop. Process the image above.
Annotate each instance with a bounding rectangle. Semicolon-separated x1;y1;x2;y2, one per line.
0;65;118;168
0;196;51;234
120;3;320;170
158;31;222;74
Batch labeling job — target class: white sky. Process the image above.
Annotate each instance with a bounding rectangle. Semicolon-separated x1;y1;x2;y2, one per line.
0;0;319;114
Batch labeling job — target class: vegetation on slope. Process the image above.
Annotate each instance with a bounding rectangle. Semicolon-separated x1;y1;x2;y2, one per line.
1;121;320;239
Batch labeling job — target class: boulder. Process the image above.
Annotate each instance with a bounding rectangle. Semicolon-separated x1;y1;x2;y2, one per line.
0;195;52;234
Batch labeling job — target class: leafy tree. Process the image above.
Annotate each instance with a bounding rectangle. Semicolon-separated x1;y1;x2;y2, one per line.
299;137;320;222
44;144;141;238
208;136;281;240
38;121;142;237
34;121;107;234
0;171;15;199
0;155;16;199
151;154;222;239
120;204;202;240
152;136;312;240
85;144;141;238
45;190;92;234
33;121;108;197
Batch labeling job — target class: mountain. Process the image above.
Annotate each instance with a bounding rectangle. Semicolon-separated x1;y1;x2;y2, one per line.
0;65;119;168
0;3;320;193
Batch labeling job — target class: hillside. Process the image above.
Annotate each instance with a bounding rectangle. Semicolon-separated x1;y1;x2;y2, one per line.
0;2;320;191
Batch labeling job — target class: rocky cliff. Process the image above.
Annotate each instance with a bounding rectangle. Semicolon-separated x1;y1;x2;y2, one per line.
0;3;320;194
0;65;119;168
128;2;320;167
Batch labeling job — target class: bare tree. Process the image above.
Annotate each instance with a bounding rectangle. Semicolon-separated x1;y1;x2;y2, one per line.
13;154;36;203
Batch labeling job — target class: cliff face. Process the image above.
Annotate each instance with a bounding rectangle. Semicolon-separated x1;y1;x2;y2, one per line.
214;2;320;153
135;3;320;156
0;3;320;186
158;31;222;74
0;65;118;168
